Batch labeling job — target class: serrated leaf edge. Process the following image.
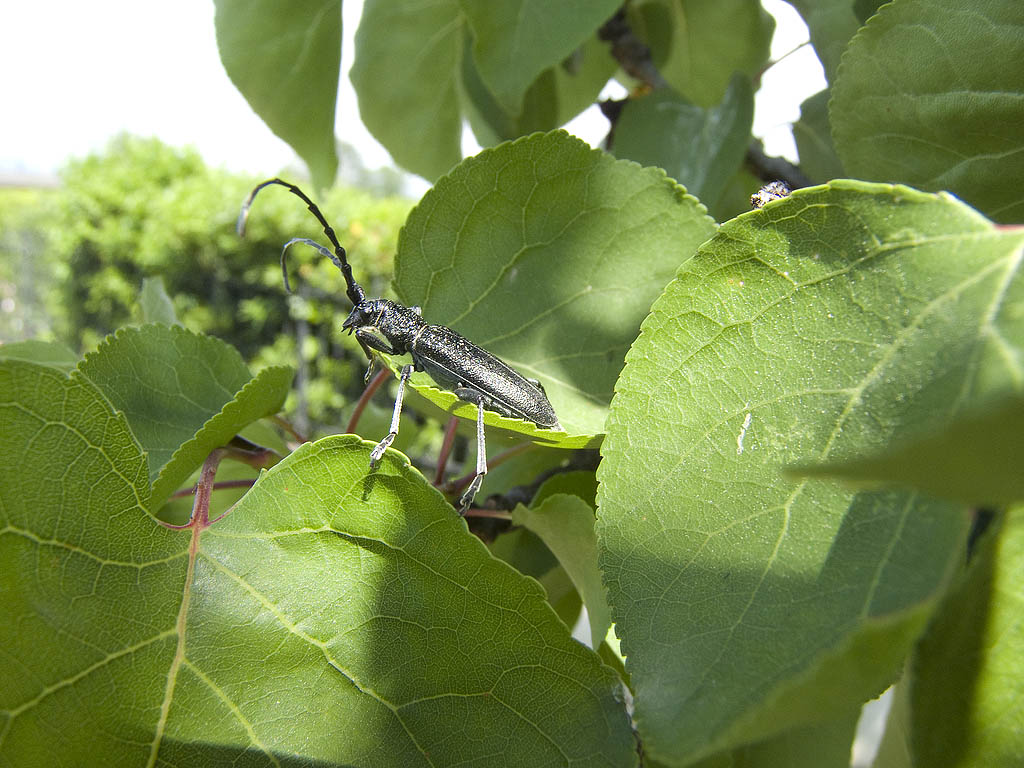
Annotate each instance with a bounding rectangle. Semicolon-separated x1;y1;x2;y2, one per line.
394;130;711;300
149;365;293;509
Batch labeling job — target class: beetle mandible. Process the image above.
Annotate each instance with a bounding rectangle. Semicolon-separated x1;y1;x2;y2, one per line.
238;178;561;513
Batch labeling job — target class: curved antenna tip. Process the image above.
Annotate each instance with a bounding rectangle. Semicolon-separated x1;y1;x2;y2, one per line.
238;178;289;237
280;237;340;293
236;205;251;238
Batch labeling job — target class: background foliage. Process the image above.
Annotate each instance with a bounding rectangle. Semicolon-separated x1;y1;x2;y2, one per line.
1;135;411;435
3;1;1024;767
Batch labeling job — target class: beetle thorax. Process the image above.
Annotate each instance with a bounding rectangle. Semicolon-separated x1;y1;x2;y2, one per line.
347;298;425;350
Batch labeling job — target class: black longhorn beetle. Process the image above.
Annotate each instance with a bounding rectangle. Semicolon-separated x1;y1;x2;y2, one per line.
238;179;561;513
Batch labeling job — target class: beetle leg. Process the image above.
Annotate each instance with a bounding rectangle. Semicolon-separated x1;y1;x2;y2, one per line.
361;358;375;385
453;387;488;514
354;328;402;356
354;328;402;383
370;364;413;468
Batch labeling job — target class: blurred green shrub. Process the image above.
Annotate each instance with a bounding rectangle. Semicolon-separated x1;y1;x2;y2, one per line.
0;187;61;343
10;134;413;433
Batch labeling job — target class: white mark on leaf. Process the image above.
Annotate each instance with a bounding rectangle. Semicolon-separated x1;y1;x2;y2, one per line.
736;411;752;455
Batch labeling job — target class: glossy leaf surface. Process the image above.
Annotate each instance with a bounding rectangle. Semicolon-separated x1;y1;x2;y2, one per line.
0;391;638;767
597;181;1011;763
214;0;341;191
460;0;620;115
351;0;463;180
832;0;1024;223
892;512;1024;767
77;324;292;509
613;77;754;209
393;131;717;440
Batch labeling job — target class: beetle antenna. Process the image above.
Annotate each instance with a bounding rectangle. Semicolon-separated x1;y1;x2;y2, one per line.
238;178;366;306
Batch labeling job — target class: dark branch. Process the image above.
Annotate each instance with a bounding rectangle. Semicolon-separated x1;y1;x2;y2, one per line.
598;9;666;89
745;142;813;190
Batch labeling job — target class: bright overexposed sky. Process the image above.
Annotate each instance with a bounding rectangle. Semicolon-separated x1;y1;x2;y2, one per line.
0;1;823;187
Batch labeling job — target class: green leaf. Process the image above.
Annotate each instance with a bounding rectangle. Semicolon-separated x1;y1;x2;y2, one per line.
77;324;292;509
393;131;717;439
794;396;1024;505
539;564;586;632
459;0;620;114
489;528;585;632
874;681;913;768
853;0;887;24
895;511;1024;767
156;453;260;527
478;443;569;499
0;339;77;371
534;470;599;509
792;89;845;184
786;0;863;82
489;526;558;579
597;180;1015;762
707;168;764;223
351;0;463;180
628;0;774;107
685;713;861;768
737;715;861;767
213;437;637;766
0;382;638;764
377;354;599;450
462;34;617;146
0;360;178;760
138;276;179;325
831;0;1024;223
214;0;341;191
548;36;621;126
612;76;754;207
512;492;611;648
460;37;552;146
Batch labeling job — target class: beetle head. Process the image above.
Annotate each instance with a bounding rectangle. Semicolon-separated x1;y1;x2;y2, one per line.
342;302;375;334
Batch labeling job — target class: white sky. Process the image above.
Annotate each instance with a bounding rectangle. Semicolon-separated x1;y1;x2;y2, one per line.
0;1;823;185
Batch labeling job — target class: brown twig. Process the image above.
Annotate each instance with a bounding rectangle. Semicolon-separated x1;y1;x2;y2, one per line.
745;142;813;190
170;478;257;499
346;367;391;434
446;442;534;496
224;435;280;470
434;416;460;486
158;448;227;529
462;508;514;521
272;414;308;444
598;9;666;89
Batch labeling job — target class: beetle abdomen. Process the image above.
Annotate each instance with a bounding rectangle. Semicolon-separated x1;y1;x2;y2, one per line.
412;325;559;428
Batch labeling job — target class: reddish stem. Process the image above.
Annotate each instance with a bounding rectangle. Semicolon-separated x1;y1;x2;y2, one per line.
447;442;533;495
170;478;257;499
158;448;226;529
224;436;279;470
346;367;391;434
434;416;459;486
272;414;308;444
463;508;513;521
